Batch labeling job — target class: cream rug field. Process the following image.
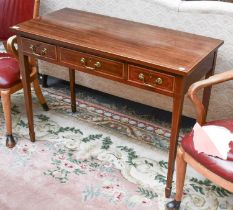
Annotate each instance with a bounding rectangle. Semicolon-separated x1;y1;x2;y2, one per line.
0;88;232;210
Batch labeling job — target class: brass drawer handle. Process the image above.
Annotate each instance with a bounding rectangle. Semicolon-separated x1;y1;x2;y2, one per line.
80;57;86;64
155;77;163;85
29;44;48;56
94;61;101;68
138;73;145;81
41;48;47;55
30;44;37;52
138;73;154;88
80;58;101;70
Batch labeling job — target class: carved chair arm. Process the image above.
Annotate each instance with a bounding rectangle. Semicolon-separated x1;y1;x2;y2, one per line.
188;70;233;125
6;35;37;68
6;35;18;58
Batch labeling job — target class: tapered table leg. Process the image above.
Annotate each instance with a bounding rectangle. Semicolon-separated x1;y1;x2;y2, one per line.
69;68;76;113
18;45;35;142
202;52;217;123
42;74;48;88
165;88;185;198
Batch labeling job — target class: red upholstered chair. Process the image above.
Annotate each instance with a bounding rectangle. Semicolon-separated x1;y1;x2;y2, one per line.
0;0;48;148
167;70;233;209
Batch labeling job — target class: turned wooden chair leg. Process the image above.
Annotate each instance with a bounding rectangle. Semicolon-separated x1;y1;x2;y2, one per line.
166;147;187;210
1;90;16;148
33;78;49;111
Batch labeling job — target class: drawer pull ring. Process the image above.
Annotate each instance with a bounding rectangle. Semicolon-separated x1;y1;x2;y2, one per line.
94;61;101;68
138;73;154;88
80;57;86;64
155;77;163;85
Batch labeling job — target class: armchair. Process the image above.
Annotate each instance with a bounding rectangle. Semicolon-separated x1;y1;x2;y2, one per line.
167;70;233;209
0;0;48;148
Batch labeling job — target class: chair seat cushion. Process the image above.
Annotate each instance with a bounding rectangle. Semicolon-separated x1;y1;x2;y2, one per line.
0;53;20;88
181;119;233;182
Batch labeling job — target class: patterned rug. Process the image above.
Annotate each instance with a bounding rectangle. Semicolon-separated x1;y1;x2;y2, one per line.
0;88;232;210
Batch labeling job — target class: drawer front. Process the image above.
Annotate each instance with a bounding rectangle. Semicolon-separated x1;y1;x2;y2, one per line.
21;38;57;61
128;65;174;92
59;48;124;79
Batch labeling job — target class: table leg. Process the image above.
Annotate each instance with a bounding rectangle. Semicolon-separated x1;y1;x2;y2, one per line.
69;68;76;113
19;53;35;142
165;94;185;198
202;52;217;123
42;74;48;88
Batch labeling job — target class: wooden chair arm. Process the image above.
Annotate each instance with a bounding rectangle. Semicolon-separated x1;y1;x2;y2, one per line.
6;35;18;58
6;35;37;68
188;70;233;125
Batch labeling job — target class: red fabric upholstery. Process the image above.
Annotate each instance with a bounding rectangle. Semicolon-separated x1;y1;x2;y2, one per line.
0;52;11;57
0;0;34;41
0;53;20;88
181;119;233;182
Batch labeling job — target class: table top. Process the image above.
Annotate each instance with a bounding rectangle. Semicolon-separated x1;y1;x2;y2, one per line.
13;8;223;75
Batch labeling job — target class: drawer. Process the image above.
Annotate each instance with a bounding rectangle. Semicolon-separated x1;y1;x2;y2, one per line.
21;38;57;61
128;65;174;92
59;48;124;79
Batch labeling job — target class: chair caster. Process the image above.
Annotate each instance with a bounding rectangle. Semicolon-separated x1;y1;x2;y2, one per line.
42;103;49;111
6;134;16;148
166;200;181;210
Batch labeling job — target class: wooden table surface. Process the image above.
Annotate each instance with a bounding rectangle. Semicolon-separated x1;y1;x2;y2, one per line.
14;8;222;75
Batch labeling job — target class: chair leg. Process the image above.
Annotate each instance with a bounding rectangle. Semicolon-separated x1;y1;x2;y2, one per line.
1;90;16;148
166;147;187;209
33;78;49;111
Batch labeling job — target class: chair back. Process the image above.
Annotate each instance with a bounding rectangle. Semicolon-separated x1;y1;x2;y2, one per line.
0;0;38;41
